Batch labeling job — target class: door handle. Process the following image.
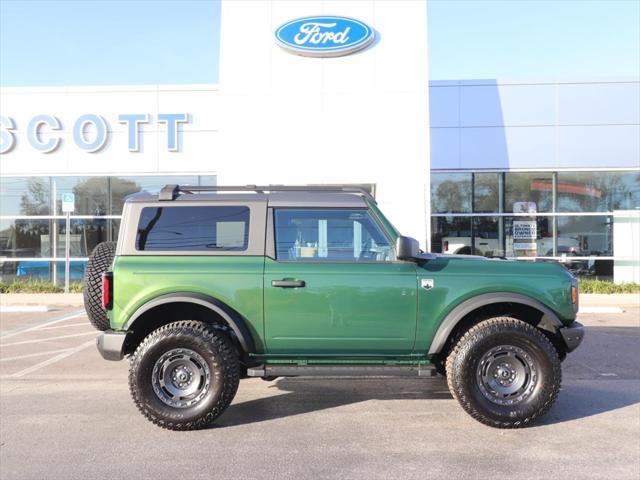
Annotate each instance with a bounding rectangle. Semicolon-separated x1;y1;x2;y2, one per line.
271;279;306;288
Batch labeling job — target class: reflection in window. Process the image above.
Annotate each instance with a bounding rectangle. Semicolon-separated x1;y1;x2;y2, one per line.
556;259;613;281
0;260;86;283
0;177;50;216
556;216;612;256
473;173;500;213
473;217;502;257
57;219;108;257
431;217;472;255
0;219;50;258
275;209;393;262
557;171;640;212
431;173;472;213
53;177;108;216
504;172;553;213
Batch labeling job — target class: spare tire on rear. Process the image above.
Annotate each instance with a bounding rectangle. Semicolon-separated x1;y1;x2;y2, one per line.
83;241;116;331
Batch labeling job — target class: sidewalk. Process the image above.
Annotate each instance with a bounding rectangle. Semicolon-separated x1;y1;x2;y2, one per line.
1;292;637;308
1;293;84;307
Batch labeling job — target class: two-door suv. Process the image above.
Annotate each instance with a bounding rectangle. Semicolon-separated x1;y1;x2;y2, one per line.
84;185;584;430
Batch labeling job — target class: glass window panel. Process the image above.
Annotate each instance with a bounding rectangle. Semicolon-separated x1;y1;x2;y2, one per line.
110;175;200;215
430;216;472;254
0;219;51;258
110;219;121;243
556;216;612;256
0;260;86;284
547;258;612;281
557;171;640;212
504;172;553;213
431;173;472;213
0;177;50;216
53;176;108;215
504;216;553;257
57;219;108;257
473;217;503;257
473;173;500;213
275;209;393;262
136;206;250;251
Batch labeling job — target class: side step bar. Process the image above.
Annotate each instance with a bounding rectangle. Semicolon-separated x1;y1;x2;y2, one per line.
247;364;438;378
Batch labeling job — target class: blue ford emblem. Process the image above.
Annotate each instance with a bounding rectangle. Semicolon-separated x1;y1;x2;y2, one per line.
275;16;375;57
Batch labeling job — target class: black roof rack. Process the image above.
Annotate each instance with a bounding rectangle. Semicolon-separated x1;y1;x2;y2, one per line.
158;184;377;203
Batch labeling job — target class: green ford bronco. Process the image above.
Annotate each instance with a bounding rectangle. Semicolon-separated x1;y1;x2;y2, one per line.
84;185;584;430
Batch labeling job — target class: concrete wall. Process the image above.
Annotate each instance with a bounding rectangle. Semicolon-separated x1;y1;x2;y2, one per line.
217;0;430;245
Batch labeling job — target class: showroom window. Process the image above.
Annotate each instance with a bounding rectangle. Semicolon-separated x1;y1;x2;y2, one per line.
430;170;639;280
0;174;216;284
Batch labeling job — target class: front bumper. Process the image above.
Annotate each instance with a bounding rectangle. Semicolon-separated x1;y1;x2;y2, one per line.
559;321;585;352
96;330;128;361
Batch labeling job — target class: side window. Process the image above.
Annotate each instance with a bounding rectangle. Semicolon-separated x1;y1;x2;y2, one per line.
136;206;249;251
274;209;394;262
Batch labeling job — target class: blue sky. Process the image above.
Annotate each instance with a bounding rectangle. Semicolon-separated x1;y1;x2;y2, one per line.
428;0;640;80
0;0;638;86
0;0;221;86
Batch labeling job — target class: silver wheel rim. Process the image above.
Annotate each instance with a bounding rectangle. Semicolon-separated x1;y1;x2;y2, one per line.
476;344;537;406
151;348;211;409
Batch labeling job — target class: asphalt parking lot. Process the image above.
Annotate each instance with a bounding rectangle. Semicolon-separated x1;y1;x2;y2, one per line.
0;307;638;480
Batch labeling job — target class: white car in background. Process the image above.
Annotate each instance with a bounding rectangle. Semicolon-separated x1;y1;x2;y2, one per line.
441;236;581;257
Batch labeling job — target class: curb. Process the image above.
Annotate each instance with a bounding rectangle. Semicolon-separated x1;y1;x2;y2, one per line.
0;293;84;307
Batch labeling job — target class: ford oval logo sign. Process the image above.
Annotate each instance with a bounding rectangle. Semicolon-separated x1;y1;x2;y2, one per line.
275;16;375;57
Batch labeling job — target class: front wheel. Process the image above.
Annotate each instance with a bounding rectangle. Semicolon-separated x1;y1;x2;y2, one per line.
446;317;561;428
129;321;240;430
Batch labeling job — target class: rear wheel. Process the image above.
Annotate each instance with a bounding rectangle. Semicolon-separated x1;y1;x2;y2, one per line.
446;317;561;428
128;321;240;431
83;241;116;331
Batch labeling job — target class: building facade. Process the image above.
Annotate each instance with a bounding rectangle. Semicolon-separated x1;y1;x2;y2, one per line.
0;2;638;286
429;79;640;282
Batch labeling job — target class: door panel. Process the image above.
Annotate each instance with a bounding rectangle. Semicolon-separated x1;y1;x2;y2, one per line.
264;258;417;355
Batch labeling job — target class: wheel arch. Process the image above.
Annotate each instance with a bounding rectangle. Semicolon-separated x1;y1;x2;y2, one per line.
427;293;563;357
122;292;256;356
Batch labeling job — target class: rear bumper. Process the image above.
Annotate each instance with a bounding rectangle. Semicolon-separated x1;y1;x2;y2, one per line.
559;321;585;352
96;330;128;361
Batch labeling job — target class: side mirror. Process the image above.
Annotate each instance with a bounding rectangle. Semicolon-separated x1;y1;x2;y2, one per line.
396;236;420;261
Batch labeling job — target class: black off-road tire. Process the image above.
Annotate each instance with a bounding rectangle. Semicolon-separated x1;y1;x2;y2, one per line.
83;241;116;331
129;321;240;431
446;317;561;428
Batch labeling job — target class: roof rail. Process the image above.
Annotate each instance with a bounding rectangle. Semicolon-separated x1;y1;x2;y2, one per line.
157;184;377;203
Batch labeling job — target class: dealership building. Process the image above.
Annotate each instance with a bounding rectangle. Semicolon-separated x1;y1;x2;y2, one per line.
1;1;638;285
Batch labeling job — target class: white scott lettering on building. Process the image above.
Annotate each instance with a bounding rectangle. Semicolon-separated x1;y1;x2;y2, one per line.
0;113;190;154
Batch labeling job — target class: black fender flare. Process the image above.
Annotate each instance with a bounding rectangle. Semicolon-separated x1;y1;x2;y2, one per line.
427;292;563;356
124;292;256;354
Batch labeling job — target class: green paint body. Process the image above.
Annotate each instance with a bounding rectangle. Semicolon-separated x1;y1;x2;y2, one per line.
110;253;576;361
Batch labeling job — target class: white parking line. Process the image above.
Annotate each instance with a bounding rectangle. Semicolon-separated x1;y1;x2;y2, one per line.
0;330;96;347
10;340;95;378
0;311;85;340
1;347;79;362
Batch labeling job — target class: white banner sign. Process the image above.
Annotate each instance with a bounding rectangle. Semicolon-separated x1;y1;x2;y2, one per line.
513;220;537;240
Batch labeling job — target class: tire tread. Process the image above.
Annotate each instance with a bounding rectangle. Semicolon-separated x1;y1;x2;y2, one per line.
83;241;116;331
128;320;240;431
446;316;561;429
